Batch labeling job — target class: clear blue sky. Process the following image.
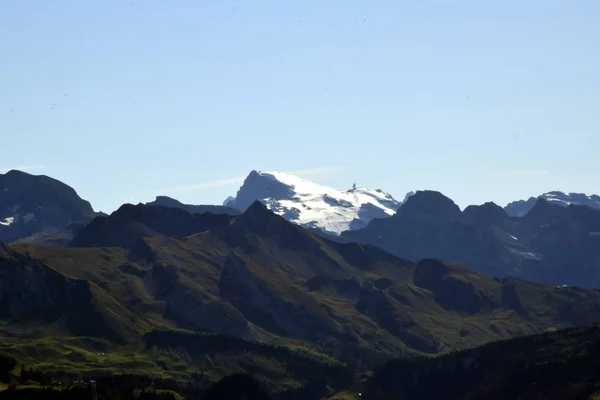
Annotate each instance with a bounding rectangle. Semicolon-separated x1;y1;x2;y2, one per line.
1;1;599;213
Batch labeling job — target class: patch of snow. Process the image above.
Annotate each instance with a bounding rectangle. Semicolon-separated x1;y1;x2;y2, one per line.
589;232;600;236
546;198;569;205
509;234;518;241
508;191;600;217
2;188;7;192
10;205;20;213
541;192;600;208
0;217;14;227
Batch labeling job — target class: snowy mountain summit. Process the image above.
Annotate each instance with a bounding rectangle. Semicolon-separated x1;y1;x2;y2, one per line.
505;191;600;217
224;170;402;235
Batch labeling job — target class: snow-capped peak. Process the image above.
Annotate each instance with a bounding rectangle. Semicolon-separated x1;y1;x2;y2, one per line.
225;170;402;235
505;191;600;217
542;191;600;207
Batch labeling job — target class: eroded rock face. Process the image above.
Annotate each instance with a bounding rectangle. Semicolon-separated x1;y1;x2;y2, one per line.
0;243;132;343
148;263;253;339
413;259;496;315
0;243;70;321
218;253;337;340
355;283;440;354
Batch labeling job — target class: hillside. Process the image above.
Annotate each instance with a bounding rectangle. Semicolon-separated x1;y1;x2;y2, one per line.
362;324;600;400
5;202;600;355
3;202;600;397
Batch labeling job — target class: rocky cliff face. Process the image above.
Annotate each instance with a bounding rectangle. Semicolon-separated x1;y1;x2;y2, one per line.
218;252;338;340
0;243;138;342
0;242;71;322
148;262;253;339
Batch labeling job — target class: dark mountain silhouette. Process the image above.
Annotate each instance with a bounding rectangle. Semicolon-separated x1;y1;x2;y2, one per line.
343;191;600;288
70;203;234;248
146;195;240;215
505;191;600;217
0;170;99;243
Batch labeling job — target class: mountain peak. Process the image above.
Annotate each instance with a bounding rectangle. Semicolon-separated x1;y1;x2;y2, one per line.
523;197;567;223
224;170;401;235
226;171;297;212
154;195;175;202
233;200;294;230
3;169;31;177
463;201;509;227
397;190;464;223
505;191;600;217
242;200;271;217
0;169;98;243
71;203;233;247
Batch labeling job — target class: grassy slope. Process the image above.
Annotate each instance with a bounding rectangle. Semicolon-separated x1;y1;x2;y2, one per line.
10;229;600;358
5;209;600;397
0;331;354;396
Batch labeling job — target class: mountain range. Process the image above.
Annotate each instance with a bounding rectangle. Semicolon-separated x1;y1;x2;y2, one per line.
3;168;600;398
4;169;600;289
344;190;600;288
4;200;600;365
505;191;600;217
18;200;600;354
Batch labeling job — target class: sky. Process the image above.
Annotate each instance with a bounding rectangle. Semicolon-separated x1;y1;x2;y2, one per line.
1;1;599;213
